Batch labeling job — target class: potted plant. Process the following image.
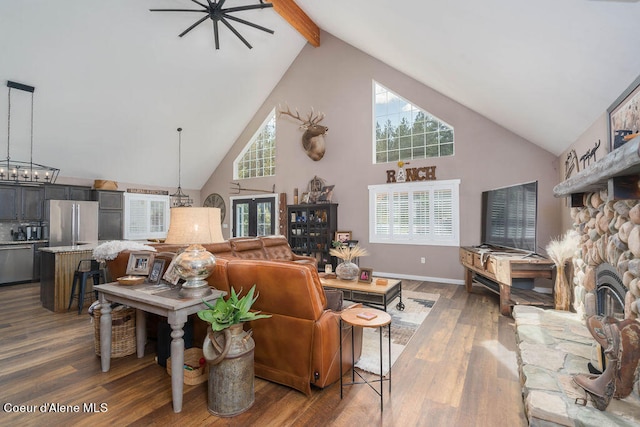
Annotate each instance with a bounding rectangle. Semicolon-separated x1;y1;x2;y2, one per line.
197;285;270;417
329;243;369;280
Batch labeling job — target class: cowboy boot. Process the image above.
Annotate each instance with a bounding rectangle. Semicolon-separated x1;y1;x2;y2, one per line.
612;319;640;398
586;316;640;398
573;356;618;410
574;316;620;410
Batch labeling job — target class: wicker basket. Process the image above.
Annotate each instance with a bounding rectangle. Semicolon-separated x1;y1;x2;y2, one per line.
93;305;136;358
167;348;208;385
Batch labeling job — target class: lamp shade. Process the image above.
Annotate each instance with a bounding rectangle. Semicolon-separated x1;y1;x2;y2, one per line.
165;207;224;244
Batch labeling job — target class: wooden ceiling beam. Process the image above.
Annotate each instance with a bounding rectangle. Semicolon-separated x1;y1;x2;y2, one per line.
267;0;320;47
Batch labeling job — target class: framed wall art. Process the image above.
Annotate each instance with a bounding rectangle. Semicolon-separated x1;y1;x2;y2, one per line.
126;252;155;276
608;73;640;152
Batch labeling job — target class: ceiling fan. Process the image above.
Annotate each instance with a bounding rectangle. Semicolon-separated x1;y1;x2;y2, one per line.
150;0;274;50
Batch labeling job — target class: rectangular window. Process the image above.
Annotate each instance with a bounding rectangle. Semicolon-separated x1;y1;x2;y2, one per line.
123;193;170;240
368;180;460;246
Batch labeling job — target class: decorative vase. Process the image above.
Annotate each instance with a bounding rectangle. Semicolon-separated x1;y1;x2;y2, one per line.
336;261;359;280
554;263;571;311
174;243;215;298
203;323;255;417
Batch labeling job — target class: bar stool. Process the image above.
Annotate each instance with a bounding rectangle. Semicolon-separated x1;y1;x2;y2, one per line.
340;307;392;411
67;259;107;314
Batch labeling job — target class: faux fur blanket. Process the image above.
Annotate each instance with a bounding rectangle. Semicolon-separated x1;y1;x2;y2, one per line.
92;240;157;261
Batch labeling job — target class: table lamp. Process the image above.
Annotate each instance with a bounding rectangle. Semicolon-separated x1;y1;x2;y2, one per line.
165;207;224;298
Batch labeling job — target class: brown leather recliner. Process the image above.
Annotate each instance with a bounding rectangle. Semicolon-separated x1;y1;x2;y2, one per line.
220;259;362;396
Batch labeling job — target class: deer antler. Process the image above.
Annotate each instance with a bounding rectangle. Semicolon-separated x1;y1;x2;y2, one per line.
306;107;325;125
278;104;305;124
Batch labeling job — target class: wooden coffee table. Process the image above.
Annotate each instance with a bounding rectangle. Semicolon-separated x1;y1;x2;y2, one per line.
320;277;404;311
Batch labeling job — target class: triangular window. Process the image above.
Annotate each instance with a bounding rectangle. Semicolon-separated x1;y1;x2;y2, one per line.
234;109;276;179
374;81;454;163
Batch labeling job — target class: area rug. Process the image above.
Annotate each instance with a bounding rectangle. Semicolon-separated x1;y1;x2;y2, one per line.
353;290;439;376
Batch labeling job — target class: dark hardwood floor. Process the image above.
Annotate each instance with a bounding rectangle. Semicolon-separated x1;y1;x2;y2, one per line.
0;281;527;426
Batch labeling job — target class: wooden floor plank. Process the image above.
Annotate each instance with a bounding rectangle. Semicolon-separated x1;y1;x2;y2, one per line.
0;281;527;426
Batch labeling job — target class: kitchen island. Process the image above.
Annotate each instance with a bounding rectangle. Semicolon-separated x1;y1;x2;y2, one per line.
40;243;101;312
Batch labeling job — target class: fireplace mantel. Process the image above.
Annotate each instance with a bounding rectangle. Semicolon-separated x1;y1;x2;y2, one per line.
553;135;640;198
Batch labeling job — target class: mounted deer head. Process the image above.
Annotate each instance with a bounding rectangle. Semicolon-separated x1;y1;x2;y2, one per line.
278;105;328;161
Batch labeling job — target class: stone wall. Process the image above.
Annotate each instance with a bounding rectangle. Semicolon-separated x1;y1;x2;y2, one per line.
570;191;640;320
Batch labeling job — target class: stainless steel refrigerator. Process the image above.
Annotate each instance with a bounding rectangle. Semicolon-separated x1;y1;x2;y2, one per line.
48;200;99;246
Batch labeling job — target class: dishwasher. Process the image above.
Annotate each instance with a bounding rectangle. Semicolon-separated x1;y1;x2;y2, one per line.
0;244;34;284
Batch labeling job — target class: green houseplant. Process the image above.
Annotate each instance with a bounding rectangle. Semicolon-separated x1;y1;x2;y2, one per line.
197;284;270;417
197;284;271;331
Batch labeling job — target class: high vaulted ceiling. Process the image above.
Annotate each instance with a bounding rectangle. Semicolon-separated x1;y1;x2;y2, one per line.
1;0;639;190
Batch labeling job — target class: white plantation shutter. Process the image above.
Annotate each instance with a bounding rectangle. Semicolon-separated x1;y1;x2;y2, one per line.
369;180;459;246
375;193;390;236
124;193;170;240
393;192;409;236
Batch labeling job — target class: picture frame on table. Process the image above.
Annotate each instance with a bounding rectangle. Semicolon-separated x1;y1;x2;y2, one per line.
608;74;640;152
358;267;373;283
147;259;166;285
162;256;181;286
126;252;154;276
335;231;352;244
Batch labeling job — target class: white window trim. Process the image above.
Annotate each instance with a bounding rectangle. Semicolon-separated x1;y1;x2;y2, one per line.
368;179;460;246
123;193;171;240
233;108;276;180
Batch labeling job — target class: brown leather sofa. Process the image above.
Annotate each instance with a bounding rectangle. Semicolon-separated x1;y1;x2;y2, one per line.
105;236;361;396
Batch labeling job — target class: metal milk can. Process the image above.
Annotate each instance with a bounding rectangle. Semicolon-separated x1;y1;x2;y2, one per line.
203;323;255;417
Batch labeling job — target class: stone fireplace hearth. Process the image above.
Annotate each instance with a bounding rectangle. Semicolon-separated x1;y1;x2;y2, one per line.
513;136;640;425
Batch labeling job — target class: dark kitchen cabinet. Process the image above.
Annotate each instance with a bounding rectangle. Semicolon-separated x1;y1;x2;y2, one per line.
33;242;48;281
92;190;123;240
21;186;44;221
44;184;91;201
0;185;19;220
0;184;43;221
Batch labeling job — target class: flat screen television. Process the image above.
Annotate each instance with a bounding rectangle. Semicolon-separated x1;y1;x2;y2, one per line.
481;181;538;253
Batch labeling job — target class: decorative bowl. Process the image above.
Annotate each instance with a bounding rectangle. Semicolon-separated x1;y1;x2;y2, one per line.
117;275;145;286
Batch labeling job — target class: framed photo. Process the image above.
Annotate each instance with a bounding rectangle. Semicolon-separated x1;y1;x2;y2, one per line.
317;185;334;203
162;256;181;286
335;231;352;244
358;268;373;283
126;252;154;276
301;192;310;204
608;74;640;152
147;259;166;285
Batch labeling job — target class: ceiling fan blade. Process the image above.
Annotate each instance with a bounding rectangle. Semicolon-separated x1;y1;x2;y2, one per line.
149;9;206;12
190;0;209;8
222;4;273;14
213;19;220;50
223;14;274;34
220;17;252;49
179;15;210;37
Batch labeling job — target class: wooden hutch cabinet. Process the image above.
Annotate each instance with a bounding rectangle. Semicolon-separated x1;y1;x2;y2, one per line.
287;203;338;271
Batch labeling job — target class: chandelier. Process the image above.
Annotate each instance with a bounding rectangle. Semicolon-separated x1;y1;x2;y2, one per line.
171;127;193;207
2;81;59;183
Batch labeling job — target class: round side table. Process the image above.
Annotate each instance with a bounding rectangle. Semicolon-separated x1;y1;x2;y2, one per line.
340;307;392;411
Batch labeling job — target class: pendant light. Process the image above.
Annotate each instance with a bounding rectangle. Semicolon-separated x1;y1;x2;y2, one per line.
171;127;193;207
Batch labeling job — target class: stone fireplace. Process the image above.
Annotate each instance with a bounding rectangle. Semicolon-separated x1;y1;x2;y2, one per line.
569;193;640;323
511;138;640;425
